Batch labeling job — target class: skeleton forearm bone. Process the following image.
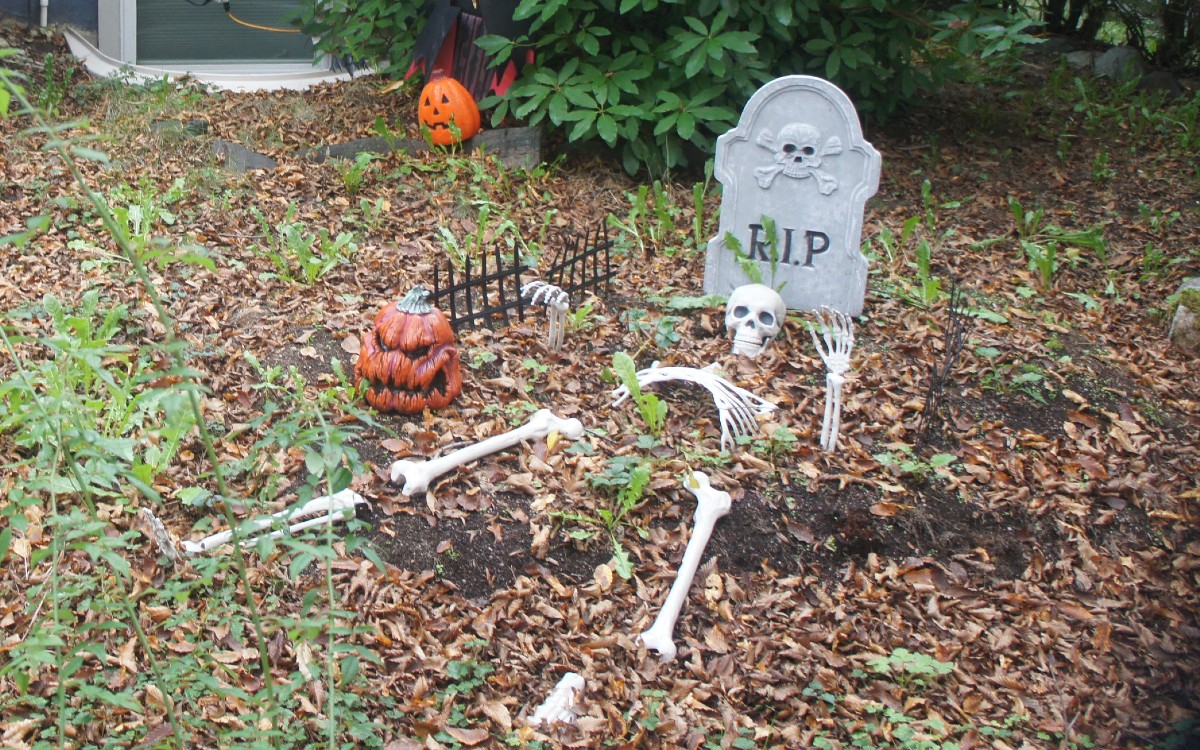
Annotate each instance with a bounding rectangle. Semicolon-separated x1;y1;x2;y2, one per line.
823;371;845;451
180;489;366;554
808;307;854;452
389;409;584;496
638;472;732;661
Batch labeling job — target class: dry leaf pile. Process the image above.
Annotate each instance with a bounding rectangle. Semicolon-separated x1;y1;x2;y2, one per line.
1;23;1198;749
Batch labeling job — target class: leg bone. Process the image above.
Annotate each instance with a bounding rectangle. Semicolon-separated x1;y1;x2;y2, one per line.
390;409;584;496
638;472;732;661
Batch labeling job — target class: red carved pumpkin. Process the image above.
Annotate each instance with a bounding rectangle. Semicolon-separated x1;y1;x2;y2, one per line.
356;286;462;414
418;74;481;146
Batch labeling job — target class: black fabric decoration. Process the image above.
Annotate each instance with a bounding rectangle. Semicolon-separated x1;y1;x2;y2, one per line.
405;0;532;101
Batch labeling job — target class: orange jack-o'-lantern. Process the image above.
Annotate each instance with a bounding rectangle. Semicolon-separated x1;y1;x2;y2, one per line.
418;74;481;146
356;286;462;413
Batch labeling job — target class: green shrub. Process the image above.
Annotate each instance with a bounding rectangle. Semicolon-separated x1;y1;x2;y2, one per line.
300;0;1037;174
294;0;426;80
1040;0;1200;70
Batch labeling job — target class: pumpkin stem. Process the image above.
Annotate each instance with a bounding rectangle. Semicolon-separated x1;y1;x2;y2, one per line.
396;285;435;314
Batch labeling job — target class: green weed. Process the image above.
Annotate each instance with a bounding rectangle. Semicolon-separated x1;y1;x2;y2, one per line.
611;351;666;438
250;205;358;284
0;76;384;747
866;647;955;686
37;52;76;116
1091;147;1114;183
873;445;957;484
553;456;653;579
976;348;1057;405
870;212;946;308
971;196;1108;290
736;425;799;467
608;180;687;256
337;151;377;197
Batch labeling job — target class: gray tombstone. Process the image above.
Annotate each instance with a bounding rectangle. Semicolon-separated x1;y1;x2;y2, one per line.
703;75;881;315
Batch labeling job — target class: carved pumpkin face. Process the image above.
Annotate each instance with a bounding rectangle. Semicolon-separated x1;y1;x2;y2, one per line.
418;75;481;146
355;286;462;414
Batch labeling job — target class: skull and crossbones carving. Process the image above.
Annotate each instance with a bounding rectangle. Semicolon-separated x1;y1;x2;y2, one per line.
754;122;842;194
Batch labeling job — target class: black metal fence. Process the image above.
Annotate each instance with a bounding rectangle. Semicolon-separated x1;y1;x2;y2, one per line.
430;221;615;332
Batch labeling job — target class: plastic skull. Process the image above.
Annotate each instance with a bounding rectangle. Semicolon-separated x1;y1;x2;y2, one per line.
776;123;823;178
725;284;786;358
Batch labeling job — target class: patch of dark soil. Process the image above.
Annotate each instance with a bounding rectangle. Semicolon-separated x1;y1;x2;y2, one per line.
260;327;416;466
1086;497;1159;552
264;327;357;386
704;491;803;576
947;389;1069;438
361;501;523;601
360;493;611;601
251;287;1076;600
1057;334;1187;436
764;478;1060;582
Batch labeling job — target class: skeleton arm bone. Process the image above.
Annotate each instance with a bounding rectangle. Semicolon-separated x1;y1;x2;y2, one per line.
521;281;571;351
547;299;568;351
822;371;846;451
808;308;854;452
180;489;366;554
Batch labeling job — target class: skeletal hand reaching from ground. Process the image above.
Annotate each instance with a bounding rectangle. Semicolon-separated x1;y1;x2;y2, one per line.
808;307;855;452
521;280;570;351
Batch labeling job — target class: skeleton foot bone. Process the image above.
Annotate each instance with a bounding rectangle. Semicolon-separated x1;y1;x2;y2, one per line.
529;672;585;727
389;409;584;496
638;472;732;661
180;489;367;554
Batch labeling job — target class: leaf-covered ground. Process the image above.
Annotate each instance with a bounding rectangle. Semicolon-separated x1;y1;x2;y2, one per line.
2;21;1199;750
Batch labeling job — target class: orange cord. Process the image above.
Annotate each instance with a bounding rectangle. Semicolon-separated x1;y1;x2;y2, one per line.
224;7;302;33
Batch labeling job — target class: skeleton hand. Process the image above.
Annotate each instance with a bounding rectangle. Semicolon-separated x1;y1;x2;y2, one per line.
521;280;569;309
529;673;585;727
807;307;855;452
809;307;854;376
521;281;570;351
